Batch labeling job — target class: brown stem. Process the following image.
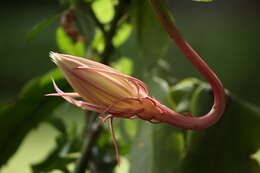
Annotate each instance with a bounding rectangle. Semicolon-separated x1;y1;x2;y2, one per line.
101;0;130;65
83;3;106;35
74;121;103;173
149;0;226;129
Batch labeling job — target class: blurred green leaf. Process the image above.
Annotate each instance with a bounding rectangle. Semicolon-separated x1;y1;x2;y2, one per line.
177;84;260;173
91;23;132;54
118;119;138;146
145;76;170;101
129;122;185;173
32;124;81;173
117;0;171;80
126;0;171;77
112;57;133;75
129;76;185;173
114;157;130;173
0;69;70;167
130;78;260;173
91;0;115;24
56;27;85;57
124;18;176;169
91;28;105;53
69;0;80;7
85;125;117;173
27;14;60;40
113;23;133;48
167;78;200;112
49;117;67;135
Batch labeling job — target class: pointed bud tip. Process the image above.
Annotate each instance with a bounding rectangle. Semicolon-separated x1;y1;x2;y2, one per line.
49;51;62;64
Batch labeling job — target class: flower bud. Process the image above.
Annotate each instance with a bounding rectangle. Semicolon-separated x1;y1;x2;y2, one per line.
48;52;154;118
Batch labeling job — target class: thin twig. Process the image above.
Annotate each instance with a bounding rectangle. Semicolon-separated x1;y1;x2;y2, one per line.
84;3;106;35
73;121;103;173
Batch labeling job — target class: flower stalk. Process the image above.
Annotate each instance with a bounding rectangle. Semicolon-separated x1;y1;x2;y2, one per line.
148;0;226;129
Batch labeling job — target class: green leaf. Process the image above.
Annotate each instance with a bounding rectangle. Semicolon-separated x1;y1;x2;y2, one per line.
178;85;260;173
129;78;260;173
27;14;60;40
113;23;133;48
129;122;185;173
91;0;115;24
167;78;200;112
118;0;171;79
56;27;85;57
0;69;70;167
134;0;170;72
91;28;105;53
145;76;170;101
117;119;138;149
32;124;81;173
129;76;185;173
111;57;133;75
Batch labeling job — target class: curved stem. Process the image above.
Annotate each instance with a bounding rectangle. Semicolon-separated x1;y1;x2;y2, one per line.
149;0;226;129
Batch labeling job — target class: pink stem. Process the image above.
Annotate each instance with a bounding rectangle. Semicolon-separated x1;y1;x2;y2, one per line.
109;118;120;164
149;0;226;129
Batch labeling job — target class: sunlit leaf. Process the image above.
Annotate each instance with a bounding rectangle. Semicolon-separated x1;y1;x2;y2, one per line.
32;124;81;173
91;28;105;53
113;23;133;47
111;57;133;75
0;69;69;167
56;27;85;56
114;157;130;173
92;0;115;24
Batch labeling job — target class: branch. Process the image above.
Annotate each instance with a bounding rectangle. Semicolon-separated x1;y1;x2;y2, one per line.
101;0;130;64
74;120;103;173
84;3;106;35
80;0;129;65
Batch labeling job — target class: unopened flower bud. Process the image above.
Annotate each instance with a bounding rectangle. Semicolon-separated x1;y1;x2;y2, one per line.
47;52;162;120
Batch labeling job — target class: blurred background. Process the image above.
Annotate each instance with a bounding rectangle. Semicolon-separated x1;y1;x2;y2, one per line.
0;0;258;172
